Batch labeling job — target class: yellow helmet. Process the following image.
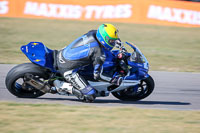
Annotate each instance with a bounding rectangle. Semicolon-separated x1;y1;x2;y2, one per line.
96;23;119;50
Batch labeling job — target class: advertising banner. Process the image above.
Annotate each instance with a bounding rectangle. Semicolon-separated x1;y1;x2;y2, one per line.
0;0;200;27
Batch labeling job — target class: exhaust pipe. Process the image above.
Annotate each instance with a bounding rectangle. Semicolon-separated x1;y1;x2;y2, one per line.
23;74;51;93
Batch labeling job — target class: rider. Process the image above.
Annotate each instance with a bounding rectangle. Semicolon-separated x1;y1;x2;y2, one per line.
53;23;122;102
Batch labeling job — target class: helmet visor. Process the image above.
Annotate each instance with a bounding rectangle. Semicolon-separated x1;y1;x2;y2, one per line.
105;36;117;47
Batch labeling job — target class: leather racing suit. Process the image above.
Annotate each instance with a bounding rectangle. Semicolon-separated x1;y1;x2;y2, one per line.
56;30;106;101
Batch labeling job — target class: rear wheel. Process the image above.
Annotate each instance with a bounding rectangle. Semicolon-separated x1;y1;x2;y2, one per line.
5;63;49;98
112;76;155;101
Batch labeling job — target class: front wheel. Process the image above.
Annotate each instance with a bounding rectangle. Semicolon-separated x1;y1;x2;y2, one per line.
112;76;155;101
5;63;49;98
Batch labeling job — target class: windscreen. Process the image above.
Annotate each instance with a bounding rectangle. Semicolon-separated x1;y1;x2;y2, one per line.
129;50;146;63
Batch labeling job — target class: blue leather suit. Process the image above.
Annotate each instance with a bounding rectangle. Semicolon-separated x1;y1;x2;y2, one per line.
57;30;106;79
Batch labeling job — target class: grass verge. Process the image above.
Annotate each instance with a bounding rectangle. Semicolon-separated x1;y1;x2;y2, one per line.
0;102;200;133
0;17;200;72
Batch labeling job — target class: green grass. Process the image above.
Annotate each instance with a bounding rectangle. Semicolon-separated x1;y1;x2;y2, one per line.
0;102;199;133
0;17;200;72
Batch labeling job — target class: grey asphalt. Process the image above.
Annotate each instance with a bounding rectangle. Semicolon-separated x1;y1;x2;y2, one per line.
1;64;200;110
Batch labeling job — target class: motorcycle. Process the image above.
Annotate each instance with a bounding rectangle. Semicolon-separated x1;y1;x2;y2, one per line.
5;41;155;101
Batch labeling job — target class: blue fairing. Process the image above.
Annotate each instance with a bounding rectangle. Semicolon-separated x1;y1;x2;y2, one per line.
21;42;56;72
102;42;149;80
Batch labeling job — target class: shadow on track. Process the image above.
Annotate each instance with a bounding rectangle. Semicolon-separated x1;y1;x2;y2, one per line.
95;99;190;105
37;97;190;105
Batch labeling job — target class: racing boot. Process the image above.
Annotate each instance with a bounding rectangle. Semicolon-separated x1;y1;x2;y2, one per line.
63;71;96;102
72;86;96;102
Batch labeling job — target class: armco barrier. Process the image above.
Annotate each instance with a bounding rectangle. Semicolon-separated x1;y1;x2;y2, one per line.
0;0;200;27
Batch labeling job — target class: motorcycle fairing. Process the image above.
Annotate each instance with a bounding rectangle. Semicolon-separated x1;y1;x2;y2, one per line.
21;42;55;72
125;42;149;80
80;42;149;82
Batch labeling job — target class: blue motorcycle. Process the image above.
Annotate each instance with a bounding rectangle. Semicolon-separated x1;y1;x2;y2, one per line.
5;41;154;101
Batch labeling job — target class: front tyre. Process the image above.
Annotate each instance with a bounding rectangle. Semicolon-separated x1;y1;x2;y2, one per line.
112;76;155;101
5;63;49;98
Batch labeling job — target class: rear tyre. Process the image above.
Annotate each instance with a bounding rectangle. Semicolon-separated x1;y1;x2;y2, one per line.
5;63;49;98
112;76;155;101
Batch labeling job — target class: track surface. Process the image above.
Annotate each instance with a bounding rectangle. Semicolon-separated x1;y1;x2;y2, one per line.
1;64;200;110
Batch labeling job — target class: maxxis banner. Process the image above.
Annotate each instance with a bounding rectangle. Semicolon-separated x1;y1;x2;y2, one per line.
0;0;200;27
